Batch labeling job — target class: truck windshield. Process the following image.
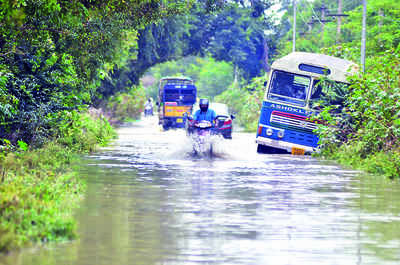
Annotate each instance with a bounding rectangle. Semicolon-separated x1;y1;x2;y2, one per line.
267;70;311;107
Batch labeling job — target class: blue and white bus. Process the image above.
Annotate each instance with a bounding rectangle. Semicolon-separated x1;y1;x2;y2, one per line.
256;52;358;155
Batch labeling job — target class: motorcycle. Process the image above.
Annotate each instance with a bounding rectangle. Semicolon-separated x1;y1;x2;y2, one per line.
187;119;214;157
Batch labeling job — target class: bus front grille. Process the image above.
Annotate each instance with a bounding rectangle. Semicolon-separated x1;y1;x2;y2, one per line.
270;111;317;132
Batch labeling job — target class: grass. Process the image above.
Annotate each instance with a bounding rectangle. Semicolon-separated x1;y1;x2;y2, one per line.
0;112;117;253
317;143;400;179
0;143;84;252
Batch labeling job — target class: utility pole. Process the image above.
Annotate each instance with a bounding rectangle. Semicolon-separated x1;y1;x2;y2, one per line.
318;4;332;38
337;0;343;41
321;4;326;36
326;1;348;43
378;8;384;28
293;0;297;52
361;0;367;73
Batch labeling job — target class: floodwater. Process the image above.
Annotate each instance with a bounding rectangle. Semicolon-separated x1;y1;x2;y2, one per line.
1;117;400;265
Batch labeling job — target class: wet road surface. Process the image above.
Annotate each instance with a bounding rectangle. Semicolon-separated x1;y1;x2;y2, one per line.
2;117;400;265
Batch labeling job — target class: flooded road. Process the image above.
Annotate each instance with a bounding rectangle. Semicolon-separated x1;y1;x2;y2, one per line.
2;117;400;265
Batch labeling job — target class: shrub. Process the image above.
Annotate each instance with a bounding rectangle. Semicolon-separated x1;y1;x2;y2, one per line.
57;111;116;152
0;142;84;252
215;77;264;132
0;110;116;252
106;85;146;123
315;48;400;178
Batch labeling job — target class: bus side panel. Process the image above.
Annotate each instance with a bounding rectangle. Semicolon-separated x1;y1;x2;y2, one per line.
258;101;273;125
257;101;320;149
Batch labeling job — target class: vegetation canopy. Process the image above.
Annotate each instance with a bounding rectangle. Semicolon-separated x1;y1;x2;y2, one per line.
0;0;193;146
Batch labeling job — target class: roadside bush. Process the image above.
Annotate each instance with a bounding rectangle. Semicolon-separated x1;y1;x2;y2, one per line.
0;110;116;252
105;85;146;123
215;77;264;132
0;143;84;252
315;48;400;178
57;111;116;153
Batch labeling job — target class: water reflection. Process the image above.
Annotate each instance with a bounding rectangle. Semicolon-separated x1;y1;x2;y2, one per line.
1;117;400;265
351;174;400;263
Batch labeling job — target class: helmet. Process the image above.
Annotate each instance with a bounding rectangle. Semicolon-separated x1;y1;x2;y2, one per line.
199;98;209;112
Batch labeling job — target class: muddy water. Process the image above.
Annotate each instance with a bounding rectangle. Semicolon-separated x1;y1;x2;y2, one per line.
1;117;400;265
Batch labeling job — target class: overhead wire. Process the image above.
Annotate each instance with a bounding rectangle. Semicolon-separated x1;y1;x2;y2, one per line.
297;1;309;25
305;0;324;25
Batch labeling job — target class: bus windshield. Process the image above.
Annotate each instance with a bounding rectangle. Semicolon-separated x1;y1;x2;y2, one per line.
267;70;311;107
309;79;349;109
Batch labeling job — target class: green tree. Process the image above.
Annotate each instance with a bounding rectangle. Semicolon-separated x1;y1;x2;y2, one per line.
190;57;233;98
112;0;276;95
142;56;234;100
0;0;192;146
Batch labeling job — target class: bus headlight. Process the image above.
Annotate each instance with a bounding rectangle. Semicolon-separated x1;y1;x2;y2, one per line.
277;130;285;138
266;128;273;136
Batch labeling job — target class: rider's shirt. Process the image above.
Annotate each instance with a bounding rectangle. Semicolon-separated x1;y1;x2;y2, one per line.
193;109;216;122
145;102;152;109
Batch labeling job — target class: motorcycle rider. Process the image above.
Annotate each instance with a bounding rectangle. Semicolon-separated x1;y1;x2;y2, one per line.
193;98;216;123
190;99;216;156
144;98;153;116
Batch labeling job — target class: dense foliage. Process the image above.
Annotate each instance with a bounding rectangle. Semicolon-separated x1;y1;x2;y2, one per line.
116;0;276;95
276;0;400;61
0;0;193;147
143;56;234;100
315;49;400;178
0;144;83;252
215;77;265;132
105;85;146;124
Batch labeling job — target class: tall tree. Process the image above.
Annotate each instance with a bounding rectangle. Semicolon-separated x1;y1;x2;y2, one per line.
0;0;192;145
103;0;276;94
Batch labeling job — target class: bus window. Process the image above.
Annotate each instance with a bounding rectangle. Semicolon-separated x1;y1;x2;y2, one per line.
267;70;310;107
310;79;349;108
309;80;324;109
